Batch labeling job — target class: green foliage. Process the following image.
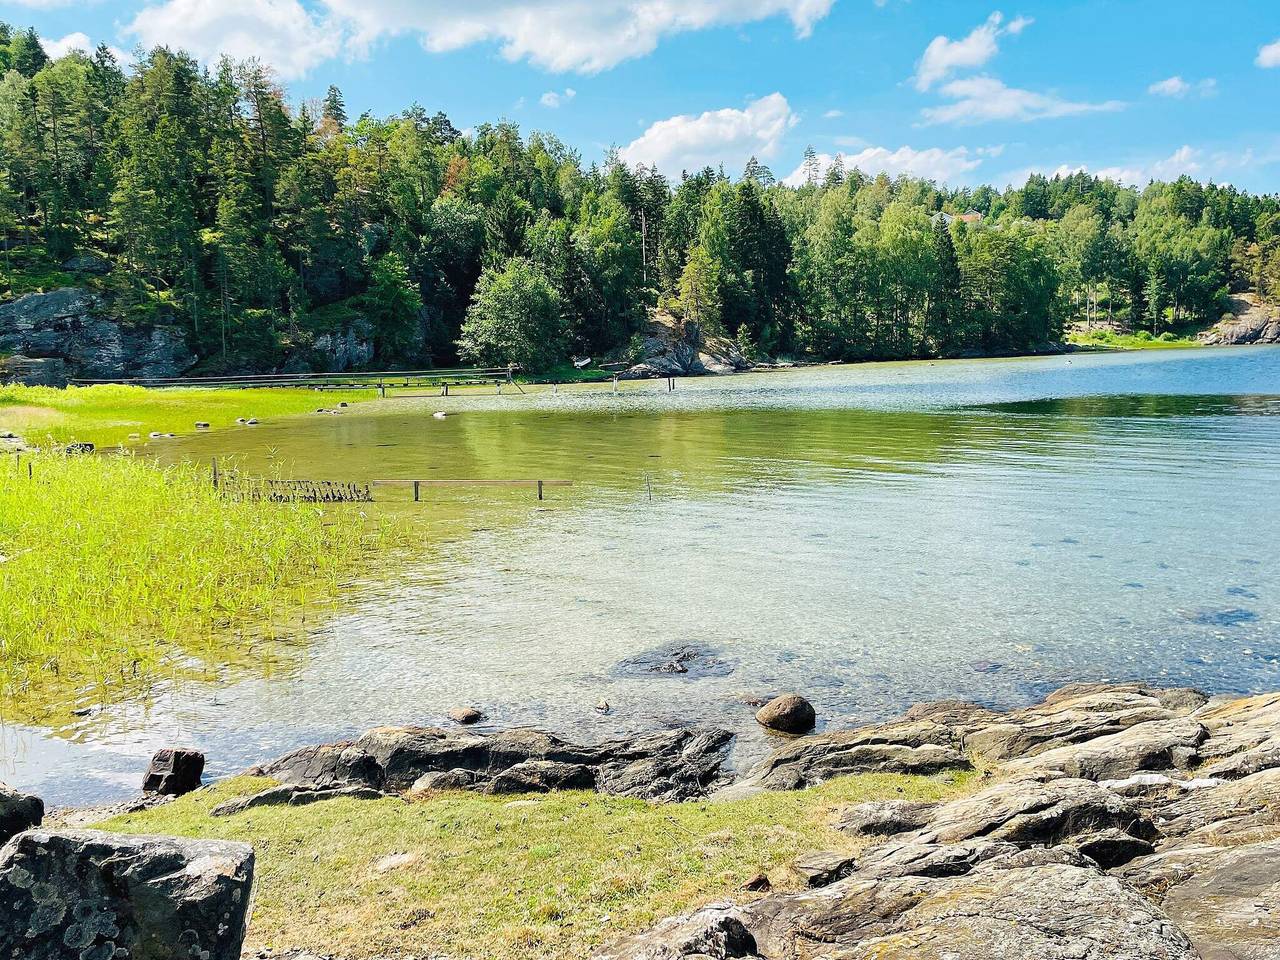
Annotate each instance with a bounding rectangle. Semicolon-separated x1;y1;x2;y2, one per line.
458;257;566;372
0;16;1274;371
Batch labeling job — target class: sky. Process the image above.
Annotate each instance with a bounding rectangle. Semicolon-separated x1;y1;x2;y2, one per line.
7;0;1280;192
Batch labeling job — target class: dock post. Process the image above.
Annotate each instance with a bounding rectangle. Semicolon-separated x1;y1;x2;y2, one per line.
212;457;219;490
537;480;544;501
413;480;420;502
612;376;618;394
379;381;385;398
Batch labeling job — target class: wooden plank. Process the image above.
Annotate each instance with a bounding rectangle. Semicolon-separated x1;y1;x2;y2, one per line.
371;479;574;488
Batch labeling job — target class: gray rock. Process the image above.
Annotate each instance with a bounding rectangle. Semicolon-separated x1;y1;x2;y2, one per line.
0;783;43;844
1148;767;1280;845
1119;840;1280;960
754;695;815;735
448;706;483;725
61;253;112;275
0;828;254;960
485;760;596;794
591;904;761;959
836;800;937;838
963;682;1208;762
920;776;1157;848
0;287;195;385
212;783;385;817
1001;717;1209;781
1199;294;1280;345
721;855;1196;960
142;747;205;796
791;850;858;888
251;725;733;802
723;727;968;795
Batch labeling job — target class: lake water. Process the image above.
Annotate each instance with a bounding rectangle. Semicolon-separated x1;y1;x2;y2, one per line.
7;346;1280;806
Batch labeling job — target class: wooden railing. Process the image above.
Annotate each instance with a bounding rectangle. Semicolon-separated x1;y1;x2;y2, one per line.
371;479;574;501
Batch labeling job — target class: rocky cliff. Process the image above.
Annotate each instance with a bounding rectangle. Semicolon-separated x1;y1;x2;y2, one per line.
1199;293;1280;345
620;309;752;379
0;287;196;385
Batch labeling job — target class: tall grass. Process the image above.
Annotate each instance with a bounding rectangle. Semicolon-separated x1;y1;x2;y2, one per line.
0;383;374;447
0;451;393;722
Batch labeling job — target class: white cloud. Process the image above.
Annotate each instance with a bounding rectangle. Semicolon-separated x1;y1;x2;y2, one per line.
783;143;988;186
126;0;344;79
921;76;1124;125
823;108;844;119
1148;75;1216;98
1257;39;1280;68
322;0;835;74
619;92;796;174
540;87;576;108
40;32;131;64
1148;75;1190;98
914;11;1030;91
1096;145;1203;184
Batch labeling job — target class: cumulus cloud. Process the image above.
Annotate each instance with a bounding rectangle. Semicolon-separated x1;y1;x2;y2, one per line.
40;32;131;63
921;76;1124;125
914;11;1031;91
540;88;577;108
322;0;835;74
1095;145;1203;184
1148;75;1216;98
823;109;844;119
619;92;796;174
126;0;343;79
1013;144;1260;188
1257;39;1280;68
782;143;988;186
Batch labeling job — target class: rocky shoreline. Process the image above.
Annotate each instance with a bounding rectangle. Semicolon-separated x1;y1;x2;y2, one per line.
4;680;1280;958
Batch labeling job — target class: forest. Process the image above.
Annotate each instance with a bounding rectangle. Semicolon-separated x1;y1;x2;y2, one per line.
3;22;1280;374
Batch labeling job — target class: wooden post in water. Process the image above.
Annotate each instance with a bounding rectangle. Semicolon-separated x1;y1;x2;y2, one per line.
413;480;421;502
537;480;544;501
212;457;220;490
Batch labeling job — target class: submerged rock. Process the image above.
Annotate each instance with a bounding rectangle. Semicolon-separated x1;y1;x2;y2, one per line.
448;706;484;725
754;694;815;734
0;828;254;960
142;747;206;796
0;783;43;844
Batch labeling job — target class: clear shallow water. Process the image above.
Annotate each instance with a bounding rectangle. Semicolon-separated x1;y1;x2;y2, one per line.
6;346;1280;806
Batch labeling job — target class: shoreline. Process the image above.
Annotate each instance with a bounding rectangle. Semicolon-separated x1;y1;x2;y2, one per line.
9;679;1280;959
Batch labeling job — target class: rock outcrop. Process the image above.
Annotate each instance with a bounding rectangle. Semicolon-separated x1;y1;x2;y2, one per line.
599;682;1280;960
1199;293;1280;345
0;287;195;385
238;725;734;808
620;310;751;379
0;828;254;960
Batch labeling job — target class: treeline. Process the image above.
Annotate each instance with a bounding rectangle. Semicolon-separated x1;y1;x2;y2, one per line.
2;24;1280;373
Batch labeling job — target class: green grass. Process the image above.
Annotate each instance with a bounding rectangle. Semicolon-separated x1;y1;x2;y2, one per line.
100;769;979;959
0;450;400;723
1067;328;1201;350
0;383;375;447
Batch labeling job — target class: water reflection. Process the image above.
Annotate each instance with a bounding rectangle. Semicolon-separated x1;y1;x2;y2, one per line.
6;346;1280;805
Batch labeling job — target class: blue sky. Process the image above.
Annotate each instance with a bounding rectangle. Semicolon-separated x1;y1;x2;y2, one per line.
9;0;1280;191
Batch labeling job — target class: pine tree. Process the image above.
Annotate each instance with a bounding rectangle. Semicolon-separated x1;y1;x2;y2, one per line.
322;84;347;129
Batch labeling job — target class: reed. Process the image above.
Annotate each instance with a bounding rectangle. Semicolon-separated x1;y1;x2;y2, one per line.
0;450;393;722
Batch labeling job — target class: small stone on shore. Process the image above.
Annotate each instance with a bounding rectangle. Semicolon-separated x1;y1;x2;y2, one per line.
449;706;484;725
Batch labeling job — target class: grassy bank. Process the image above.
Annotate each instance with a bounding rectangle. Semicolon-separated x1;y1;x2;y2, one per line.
0;383;374;447
101;769;978;959
0;449;398;723
1066;328;1200;350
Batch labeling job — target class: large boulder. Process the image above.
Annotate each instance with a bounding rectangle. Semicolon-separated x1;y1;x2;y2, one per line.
0;828;254;960
247;725;733;804
0;784;42;844
1001;717;1209;781
0;287;196;385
